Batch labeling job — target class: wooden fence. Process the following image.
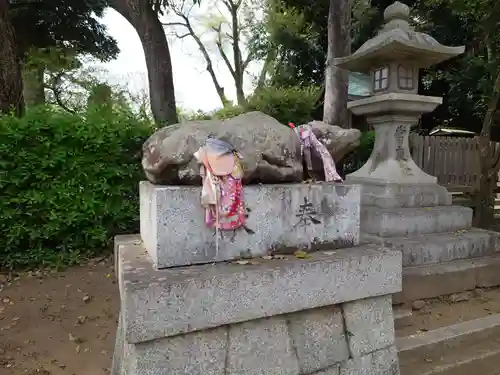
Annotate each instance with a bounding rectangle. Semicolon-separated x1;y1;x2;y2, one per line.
410;135;482;192
409;135;500;214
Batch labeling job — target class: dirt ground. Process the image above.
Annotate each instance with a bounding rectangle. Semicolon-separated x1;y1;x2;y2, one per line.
397;287;500;337
0;258;119;375
2;258;500;375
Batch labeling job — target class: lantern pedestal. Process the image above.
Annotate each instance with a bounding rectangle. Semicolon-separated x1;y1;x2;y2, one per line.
346;93;442;185
345;93;452;208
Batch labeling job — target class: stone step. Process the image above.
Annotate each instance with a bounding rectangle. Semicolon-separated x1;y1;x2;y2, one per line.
394;305;413;329
382;229;500;267
361;205;472;237
393;255;500;304
398;314;500;375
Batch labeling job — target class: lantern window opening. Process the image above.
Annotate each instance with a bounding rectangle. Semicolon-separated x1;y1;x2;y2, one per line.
397;64;414;90
373;66;389;92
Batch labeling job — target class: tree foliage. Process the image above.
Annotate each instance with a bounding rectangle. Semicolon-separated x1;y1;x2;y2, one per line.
10;0;119;61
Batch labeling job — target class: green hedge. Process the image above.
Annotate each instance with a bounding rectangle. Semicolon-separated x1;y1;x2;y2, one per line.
0;106;152;269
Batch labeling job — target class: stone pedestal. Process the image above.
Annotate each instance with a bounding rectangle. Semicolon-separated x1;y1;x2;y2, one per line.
346;94;442;186
140;181;360;268
112;237;402;375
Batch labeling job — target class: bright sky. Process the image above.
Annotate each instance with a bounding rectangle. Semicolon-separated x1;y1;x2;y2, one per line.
97;7;259;112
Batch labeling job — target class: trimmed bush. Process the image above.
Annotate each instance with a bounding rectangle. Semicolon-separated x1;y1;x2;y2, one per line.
245;85;321;125
0;106;153;269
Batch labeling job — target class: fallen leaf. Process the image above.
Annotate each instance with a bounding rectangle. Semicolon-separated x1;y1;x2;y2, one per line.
234;260;250;265
323;251;336;255
294;250;310;259
273;255;286;260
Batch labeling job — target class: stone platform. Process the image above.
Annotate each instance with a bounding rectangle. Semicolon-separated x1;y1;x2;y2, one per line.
140;181;360;268
353;179;500;305
345;179;452;209
112;237;402;375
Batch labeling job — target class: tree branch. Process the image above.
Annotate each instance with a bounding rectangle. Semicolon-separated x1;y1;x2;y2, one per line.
242;52;253;71
44;72;76;114
164;8;230;106
162;21;189;28
216;40;236;79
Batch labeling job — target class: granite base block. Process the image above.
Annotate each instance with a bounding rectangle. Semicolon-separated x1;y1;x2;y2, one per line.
361;205;472;237
339;346;400;375
117;240;401;343
344;178;452;209
342;296;395;357
382;229;500;267
112;238;403;375
139;181;361;268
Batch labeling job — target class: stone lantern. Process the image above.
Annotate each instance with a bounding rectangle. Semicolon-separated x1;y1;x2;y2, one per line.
335;1;465;206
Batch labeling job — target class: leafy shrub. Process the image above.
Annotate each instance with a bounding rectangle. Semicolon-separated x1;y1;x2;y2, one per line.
181;85;320;125
245;85;320;125
0;105;153;269
212;105;246;120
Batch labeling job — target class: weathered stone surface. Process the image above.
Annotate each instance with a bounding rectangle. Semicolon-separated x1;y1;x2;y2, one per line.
141;112;361;185
117;241;402;343
140;181;360;268
383;229;500;267
361;205;472;237
411;300;426;311
449;291;472;303
371;346;400;375
302;121;361;162
288;306;349;373
114;234;141;281
393;305;413;329
394;255;500;303
131;327;227;375
342;296;395;357
111;313;125;375
142;112;300;184
344;180;452;208
339;346;399;375
315;367;341;375
397;314;500;363
226;317;299;375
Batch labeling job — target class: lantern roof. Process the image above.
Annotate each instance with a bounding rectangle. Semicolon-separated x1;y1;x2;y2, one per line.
334;1;465;73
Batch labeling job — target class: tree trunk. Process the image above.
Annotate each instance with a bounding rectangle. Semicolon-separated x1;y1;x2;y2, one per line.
323;0;350;127
256;49;276;90
22;64;45;107
110;0;178;125
229;4;245;106
473;69;500;228
0;0;24;116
